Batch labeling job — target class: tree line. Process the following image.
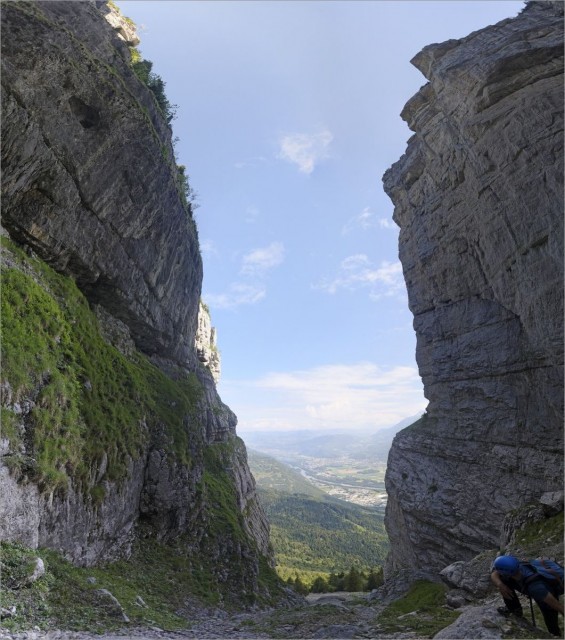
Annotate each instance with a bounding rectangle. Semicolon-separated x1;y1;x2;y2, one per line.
287;566;384;595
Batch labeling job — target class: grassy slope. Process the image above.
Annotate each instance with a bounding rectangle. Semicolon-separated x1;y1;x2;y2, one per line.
1;237;201;493
248;449;328;498
0;239;282;630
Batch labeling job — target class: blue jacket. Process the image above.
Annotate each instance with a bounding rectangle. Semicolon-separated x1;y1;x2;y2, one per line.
499;562;564;603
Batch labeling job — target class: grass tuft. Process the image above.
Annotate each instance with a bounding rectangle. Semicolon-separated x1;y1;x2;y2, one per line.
377;580;460;638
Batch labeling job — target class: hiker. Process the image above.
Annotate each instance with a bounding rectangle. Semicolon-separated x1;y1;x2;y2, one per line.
491;555;564;637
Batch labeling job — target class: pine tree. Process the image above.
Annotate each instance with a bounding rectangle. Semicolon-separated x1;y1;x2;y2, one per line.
367;566;384;591
344;566;364;592
334;571;346;591
311;576;329;593
293;575;309;595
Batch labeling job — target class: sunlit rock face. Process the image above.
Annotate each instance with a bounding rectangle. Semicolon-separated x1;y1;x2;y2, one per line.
383;1;564;574
0;1;272;587
195;302;222;383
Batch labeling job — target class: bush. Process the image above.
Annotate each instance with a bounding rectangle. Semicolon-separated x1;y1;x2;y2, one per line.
132;59;177;124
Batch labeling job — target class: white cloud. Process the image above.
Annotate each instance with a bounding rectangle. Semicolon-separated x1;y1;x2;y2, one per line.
240;241;285;277
206;242;285;310
200;239;219;257
277;129;333;174
205;283;266;310
234;156;268;170
342;207;375;234
342;208;398;235
221;362;427;432
378;217;396;230
341;254;371;271
316;255;405;299
245;206;260;223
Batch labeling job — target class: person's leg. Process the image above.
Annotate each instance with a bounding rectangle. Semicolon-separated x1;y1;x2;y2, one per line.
500;590;523;616
537;601;561;637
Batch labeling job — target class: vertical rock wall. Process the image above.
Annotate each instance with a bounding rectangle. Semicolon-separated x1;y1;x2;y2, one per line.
195;302;222;383
0;0;272;590
1;0;200;365
383;2;564;573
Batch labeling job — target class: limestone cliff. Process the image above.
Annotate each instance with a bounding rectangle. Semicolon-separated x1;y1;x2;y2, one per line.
0;0;273;600
383;1;564;574
195;301;222;383
2;1;199;366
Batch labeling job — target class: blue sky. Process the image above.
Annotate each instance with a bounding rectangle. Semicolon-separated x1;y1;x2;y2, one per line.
120;1;523;433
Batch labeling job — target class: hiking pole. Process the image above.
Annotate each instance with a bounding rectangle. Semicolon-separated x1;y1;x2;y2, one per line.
528;596;536;627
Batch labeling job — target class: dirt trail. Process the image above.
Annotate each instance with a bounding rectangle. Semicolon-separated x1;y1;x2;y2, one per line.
0;593;421;640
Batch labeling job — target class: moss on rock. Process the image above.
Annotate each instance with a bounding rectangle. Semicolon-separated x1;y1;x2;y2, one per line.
1;237;201;491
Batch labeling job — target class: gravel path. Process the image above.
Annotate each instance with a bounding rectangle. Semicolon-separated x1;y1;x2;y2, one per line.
0;594;428;640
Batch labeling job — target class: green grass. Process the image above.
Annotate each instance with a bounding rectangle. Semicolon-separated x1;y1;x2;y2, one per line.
0;538;233;632
513;512;564;555
1;238;202;493
0;239;283;624
1;530;281;632
377;580;460;638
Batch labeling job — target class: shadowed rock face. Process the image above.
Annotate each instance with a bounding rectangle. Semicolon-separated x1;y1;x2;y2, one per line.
0;1;272;584
383;1;564;574
1;1;201;366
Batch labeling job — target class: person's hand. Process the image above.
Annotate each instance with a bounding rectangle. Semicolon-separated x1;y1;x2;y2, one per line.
498;583;514;599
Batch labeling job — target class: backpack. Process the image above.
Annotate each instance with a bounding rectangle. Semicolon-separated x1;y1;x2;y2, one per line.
526;559;564;589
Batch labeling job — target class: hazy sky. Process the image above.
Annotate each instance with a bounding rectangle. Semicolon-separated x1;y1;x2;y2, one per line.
120;1;523;433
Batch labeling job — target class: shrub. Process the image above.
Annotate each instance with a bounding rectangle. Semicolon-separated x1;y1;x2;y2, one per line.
132;58;177;124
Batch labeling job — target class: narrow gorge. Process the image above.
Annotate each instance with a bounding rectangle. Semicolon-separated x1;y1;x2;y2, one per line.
0;1;563;639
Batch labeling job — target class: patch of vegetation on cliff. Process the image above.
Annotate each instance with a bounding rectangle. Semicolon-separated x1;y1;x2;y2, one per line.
512;511;564;559
106;1;199;215
199;440;285;605
377;580;459;637
0;238;201;492
202;441;248;548
131;55;177;125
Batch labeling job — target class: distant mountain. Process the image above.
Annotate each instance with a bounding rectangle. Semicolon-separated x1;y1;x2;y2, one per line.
243;412;424;462
350;413;425;461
